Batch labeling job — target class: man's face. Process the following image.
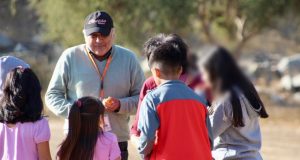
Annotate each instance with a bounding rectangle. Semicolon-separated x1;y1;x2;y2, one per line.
84;29;114;56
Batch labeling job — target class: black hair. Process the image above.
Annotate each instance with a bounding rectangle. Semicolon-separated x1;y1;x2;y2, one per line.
148;43;183;76
57;96;105;160
200;47;268;127
144;33;188;74
0;68;43;123
144;33;166;60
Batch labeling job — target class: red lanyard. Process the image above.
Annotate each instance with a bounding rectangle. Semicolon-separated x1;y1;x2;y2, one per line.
85;47;112;99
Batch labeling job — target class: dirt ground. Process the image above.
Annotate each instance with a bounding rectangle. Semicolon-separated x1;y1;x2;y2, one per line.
48;106;300;160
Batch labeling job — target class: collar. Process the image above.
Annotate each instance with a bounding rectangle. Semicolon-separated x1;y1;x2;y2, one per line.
160;80;184;87
88;47;112;62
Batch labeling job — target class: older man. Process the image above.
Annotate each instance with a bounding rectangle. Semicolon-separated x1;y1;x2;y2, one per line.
45;11;145;159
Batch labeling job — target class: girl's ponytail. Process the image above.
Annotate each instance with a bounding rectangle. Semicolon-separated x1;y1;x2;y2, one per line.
57;100;82;160
57;97;104;160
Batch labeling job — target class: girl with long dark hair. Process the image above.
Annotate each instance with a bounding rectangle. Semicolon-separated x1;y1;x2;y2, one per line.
0;68;51;160
199;46;268;160
57;96;121;160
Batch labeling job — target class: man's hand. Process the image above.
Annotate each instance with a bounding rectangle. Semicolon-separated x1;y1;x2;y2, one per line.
103;97;120;112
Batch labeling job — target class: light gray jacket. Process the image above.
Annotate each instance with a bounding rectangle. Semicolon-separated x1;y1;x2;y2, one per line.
210;89;263;160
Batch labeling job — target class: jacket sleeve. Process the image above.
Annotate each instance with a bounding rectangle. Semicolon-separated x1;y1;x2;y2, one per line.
137;94;159;159
131;79;151;136
209;101;232;139
45;50;73;118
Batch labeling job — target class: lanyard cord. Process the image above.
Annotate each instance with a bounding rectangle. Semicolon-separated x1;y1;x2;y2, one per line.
85;47;112;99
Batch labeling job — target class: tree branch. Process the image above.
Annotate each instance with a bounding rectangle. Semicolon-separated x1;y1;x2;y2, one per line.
197;0;216;43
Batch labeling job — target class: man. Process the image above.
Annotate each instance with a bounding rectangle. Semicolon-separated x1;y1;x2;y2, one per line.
45;11;145;159
0;56;30;95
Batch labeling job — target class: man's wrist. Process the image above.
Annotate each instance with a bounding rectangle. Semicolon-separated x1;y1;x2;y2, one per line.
114;100;121;112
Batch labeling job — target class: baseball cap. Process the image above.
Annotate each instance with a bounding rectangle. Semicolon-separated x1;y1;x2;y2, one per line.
83;11;114;36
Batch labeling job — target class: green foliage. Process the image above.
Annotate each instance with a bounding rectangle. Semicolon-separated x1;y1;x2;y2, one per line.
29;0;300;52
29;0;196;51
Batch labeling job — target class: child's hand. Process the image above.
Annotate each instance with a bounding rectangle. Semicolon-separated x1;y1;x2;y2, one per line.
103;97;120;112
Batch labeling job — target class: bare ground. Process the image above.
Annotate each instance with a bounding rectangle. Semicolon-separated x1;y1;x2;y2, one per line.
48;106;300;160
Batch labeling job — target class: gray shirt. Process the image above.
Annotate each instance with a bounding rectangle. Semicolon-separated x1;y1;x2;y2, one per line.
210;89;263;160
45;44;145;142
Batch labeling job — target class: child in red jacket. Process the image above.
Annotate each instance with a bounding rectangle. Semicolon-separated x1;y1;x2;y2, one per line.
137;37;212;160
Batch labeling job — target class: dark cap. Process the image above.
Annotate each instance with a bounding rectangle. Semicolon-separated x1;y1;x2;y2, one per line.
83;11;114;36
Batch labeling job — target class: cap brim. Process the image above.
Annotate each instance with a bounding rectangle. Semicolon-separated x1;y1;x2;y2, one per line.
84;27;111;36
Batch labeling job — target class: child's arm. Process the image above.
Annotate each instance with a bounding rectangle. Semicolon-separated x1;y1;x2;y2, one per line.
210;101;232;139
34;118;51;160
137;94;159;159
37;141;52;160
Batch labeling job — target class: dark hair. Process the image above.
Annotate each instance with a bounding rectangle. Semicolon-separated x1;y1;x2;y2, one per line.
0;68;43;123
144;33;188;73
57;96;105;160
148;43;183;76
200;47;268;127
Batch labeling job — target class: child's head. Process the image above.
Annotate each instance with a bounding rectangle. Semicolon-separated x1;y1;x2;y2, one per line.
199;47;239;92
0;67;43;124
58;96;105;160
68;96;105;135
144;33;166;60
144;33;188;74
148;43;183;85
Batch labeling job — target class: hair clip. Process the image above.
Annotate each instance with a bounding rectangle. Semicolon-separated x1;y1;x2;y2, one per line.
76;100;82;108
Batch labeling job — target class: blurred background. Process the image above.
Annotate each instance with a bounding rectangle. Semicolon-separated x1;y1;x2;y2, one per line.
0;0;300;159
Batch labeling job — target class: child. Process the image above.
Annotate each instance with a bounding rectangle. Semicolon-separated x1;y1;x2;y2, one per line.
57;96;121;160
0;68;51;160
131;34;208;136
198;46;268;160
137;42;212;160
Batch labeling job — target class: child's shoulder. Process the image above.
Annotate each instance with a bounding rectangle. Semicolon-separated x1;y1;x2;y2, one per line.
24;118;50;134
144;77;156;87
33;117;49;126
99;132;118;143
150;81;205;104
141;77;157;93
13;117;48;127
102;131;117;138
143;88;158;101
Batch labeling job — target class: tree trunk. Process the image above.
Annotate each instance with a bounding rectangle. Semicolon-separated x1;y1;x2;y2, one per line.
197;0;217;44
233;33;256;57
